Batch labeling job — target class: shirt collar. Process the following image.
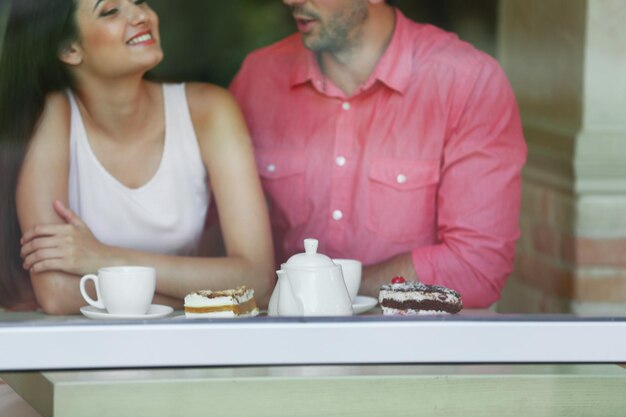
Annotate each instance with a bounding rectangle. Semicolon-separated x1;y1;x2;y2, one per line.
289;43;321;88
289;8;413;95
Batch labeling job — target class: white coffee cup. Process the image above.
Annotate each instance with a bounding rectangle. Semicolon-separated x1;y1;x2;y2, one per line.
80;266;156;315
332;259;362;301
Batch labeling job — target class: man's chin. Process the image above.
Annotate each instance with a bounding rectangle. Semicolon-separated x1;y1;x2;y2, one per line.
301;36;326;54
301;36;316;51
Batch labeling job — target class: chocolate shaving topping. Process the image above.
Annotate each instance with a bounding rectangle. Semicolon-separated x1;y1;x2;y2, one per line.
380;281;461;298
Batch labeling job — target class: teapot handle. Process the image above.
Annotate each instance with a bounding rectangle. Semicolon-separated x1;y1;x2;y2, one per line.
268;280;279;316
277;270;304;316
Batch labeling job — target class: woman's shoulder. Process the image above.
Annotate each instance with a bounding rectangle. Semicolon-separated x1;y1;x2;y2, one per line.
20;91;71;186
185;82;238;112
184;82;242;127
31;91;71;146
43;91;71;116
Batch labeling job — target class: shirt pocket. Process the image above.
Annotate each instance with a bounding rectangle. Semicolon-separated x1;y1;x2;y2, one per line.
367;158;440;242
256;149;310;229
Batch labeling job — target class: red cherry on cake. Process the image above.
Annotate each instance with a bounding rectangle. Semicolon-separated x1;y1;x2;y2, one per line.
391;276;405;284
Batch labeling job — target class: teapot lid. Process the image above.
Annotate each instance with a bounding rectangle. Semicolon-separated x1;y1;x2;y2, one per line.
283;239;335;269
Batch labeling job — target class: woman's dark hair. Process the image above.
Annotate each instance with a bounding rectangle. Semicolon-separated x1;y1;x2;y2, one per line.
0;0;78;308
386;0;397;5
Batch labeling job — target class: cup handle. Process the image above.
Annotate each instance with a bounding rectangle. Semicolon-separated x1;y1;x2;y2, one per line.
80;274;105;310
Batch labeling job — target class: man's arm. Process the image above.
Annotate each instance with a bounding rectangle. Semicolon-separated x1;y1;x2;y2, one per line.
361;253;416;297
362;60;526;309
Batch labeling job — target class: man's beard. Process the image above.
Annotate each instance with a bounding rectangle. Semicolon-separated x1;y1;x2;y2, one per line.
298;2;368;54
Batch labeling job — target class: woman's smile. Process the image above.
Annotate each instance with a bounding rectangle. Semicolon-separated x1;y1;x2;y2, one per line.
126;30;156;46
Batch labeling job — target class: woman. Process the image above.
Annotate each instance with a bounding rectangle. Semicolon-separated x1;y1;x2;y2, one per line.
0;0;274;314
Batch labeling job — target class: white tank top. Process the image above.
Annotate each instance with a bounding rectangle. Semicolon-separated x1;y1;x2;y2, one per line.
68;84;209;256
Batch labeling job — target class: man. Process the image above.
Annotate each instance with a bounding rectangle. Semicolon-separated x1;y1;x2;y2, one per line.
230;0;526;308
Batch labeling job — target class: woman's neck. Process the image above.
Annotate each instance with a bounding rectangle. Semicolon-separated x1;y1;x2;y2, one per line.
72;74;160;142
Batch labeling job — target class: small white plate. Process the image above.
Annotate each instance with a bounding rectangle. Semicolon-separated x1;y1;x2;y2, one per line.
352;296;378;315
173;310;260;319
80;304;174;320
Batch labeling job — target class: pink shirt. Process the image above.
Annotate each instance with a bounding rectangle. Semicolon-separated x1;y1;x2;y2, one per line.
231;10;526;308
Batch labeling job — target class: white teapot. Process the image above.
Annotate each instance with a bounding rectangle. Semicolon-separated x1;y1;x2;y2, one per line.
268;239;353;316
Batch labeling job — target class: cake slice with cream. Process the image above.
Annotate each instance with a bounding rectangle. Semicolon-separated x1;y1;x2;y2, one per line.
379;277;463;315
184;286;259;318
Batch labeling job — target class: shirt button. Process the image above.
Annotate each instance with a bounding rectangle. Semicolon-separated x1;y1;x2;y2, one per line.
267;164;276;173
342;102;351;111
332;210;344;221
396;174;407;184
336;156;347;167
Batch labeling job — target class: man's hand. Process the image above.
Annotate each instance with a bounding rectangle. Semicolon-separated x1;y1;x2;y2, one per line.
361;253;418;298
20;200;111;275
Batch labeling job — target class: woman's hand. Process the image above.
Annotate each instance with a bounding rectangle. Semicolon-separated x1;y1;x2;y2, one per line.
20;200;110;275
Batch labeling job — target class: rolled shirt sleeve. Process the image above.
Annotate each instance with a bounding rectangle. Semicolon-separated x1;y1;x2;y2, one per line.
412;61;526;308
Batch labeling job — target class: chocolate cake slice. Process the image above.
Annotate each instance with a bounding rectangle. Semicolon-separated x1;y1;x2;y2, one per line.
378;277;463;315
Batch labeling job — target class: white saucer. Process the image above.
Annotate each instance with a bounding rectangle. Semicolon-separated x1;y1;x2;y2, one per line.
352;295;378;315
80;304;174;320
172;310;260;319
